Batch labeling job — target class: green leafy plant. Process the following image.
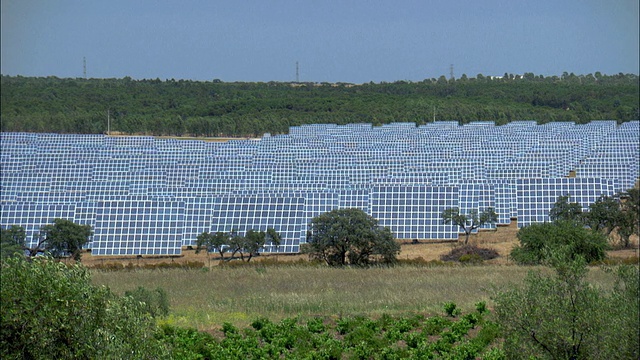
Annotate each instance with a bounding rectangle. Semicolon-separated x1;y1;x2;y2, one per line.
443;301;461;317
0;256;167;359
493;254;639;359
124;286;170;318
475;300;488;314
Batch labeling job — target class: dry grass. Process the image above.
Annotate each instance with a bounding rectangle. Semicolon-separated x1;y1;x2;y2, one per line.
91;264;620;331
86;220;638;330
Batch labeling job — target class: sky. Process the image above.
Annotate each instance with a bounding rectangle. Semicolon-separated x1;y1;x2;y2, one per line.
1;0;638;83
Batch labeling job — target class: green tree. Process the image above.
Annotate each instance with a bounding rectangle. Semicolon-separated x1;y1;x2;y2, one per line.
0;226;26;259
565;189;638;248
223;229;268;262
196;231;230;265
493;254;639;359
0;256;168;359
302;208;400;266
266;227;282;253
619;188;640;247
226;230;245;260
39;218;93;261
549;195;583;222
441;208;498;245
243;229;266;262
510;220;608;265
583;194;622;237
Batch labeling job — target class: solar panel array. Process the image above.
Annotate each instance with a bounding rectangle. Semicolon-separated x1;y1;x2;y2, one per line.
1;120;638;255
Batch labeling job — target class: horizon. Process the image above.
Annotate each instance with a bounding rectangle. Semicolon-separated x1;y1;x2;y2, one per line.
2;1;638;84
2;71;638;84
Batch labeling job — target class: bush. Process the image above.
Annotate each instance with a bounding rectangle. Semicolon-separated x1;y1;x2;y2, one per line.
440;245;500;262
125;286;170;318
443;301;461;317
0;256;167;359
511;220;608;265
155;324;216;359
303;208;400;266
492;254;639;359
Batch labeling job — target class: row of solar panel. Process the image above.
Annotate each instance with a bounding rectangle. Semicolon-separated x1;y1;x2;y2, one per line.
0;178;618;255
1;121;637;255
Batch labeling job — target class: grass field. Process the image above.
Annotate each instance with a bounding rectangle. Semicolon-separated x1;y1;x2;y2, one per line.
91;264;621;332
88;221;638;331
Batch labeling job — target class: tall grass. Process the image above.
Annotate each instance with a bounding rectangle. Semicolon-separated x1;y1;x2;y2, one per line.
91;264;618;331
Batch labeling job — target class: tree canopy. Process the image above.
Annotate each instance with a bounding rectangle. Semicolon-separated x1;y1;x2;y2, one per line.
441;207;498;244
583;188;640;248
302;208;400;266
548;195;583;222
493;255;639;359
1;256;167;359
1;219;92;261
1;73;638;137
0;226;26;260
196;228;281;263
510;220;609;265
39;219;93;261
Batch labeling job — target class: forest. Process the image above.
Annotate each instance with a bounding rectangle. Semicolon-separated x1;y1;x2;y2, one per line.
1;72;638;137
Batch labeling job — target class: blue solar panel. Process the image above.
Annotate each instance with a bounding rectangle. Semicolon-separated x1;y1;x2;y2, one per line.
91;200;184;255
516;178;616;228
209;196;306;253
1;121;638;254
0;203;76;248
458;183;496;231
370;186;460;240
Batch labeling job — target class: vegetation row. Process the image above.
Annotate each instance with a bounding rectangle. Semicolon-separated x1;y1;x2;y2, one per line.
1;73;638;136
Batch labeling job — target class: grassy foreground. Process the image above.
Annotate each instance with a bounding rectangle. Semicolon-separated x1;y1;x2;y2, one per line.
91;264;618;331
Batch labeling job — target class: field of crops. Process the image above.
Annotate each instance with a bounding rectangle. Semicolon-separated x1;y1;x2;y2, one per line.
154;305;504;359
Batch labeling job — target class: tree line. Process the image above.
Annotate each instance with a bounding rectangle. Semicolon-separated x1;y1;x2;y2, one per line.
1;72;638;137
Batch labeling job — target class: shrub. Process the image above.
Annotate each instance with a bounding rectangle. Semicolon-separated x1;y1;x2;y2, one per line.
443;301;461;317
440;244;499;262
0;256;167;359
511;220;608;264
303;208;400;266
155;324;216;359
125;286;170;318
492;254;639;359
475;301;488;314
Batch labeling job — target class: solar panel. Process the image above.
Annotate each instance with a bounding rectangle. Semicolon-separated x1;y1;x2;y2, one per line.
370;186;460;240
0;203;76;248
91;200;184;255
458;183;497;231
1;121;638;254
209;196;306;253
516;178;616;228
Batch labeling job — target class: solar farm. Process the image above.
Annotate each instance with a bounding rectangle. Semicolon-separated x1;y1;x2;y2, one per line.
1;120;638;256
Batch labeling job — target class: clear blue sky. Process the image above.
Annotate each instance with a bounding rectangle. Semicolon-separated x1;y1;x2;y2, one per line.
2;0;638;83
